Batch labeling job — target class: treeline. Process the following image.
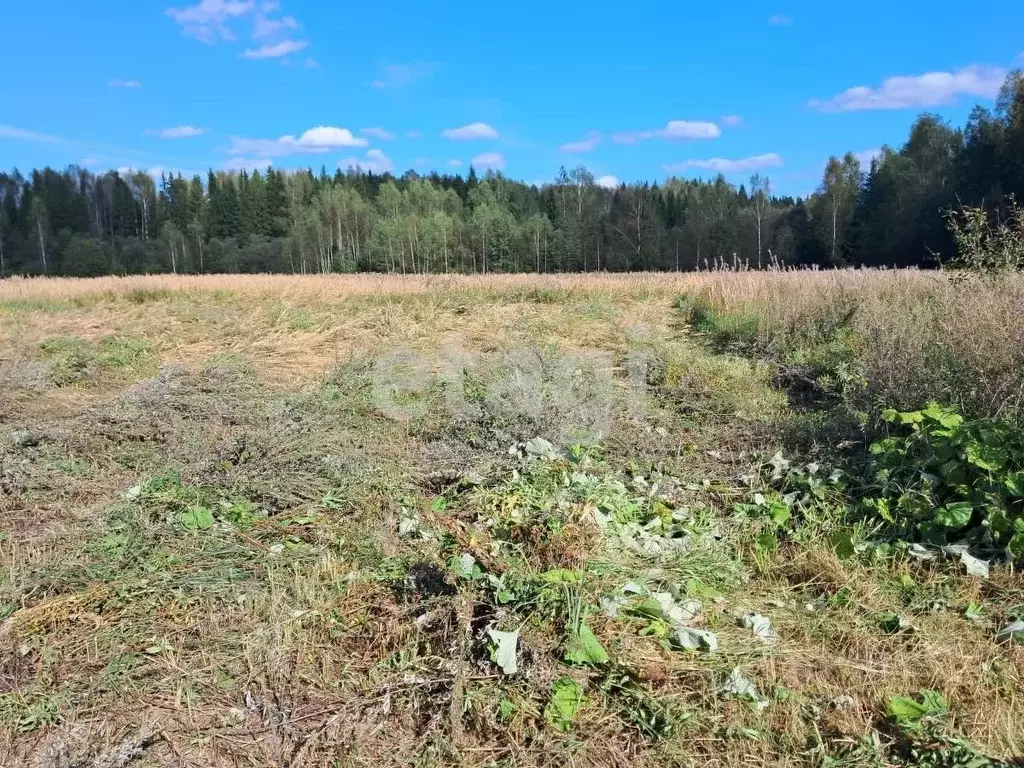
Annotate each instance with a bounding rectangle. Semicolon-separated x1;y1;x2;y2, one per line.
1;72;1021;277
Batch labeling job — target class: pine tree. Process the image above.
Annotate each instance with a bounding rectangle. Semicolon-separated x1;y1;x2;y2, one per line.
265;168;290;238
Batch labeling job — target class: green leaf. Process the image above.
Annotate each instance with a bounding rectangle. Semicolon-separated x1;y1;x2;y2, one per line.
450;553;481;580
633;597;665;619
888;690;948;727
755;532;777;552
539;568;584;584
865;497;894;523
829;530;856;559
768;501;791;527
922;403;963;429
933;502;973;529
877;612;911;634
544;677;585;731
487;629;519;675
896;410;925;425
1008;532;1024;561
497;698;516;722
1005;472;1024;497
180;505;214;531
564;623;609;666
964;602;984;621
964;441;1006;472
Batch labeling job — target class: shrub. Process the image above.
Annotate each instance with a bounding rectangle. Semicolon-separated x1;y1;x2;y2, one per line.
863;403;1024;559
946;198;1024;275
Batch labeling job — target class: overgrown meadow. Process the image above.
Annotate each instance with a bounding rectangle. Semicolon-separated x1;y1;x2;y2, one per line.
1;271;1023;767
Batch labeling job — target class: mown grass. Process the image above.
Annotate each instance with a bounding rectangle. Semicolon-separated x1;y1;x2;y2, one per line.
0;272;1022;767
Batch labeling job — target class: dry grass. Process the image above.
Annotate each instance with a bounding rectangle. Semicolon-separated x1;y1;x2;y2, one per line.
678;269;1024;418
0;272;700;302
1;271;1022;767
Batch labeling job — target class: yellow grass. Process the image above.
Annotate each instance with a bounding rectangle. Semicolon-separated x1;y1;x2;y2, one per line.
0;267;965;303
2;270;1024;766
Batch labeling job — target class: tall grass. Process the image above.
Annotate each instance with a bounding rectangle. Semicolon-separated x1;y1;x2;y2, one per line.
679;270;1024;420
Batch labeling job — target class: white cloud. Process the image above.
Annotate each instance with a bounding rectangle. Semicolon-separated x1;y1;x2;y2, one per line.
559;131;601;153
664;153;784;174
228;125;368;157
768;14;792;25
304;57;319;69
301;126;366;147
370;62;437;89
446;159;463;167
80;157;99;167
361;126;396;141
810;65;1006;112
339;148;393;174
147;125;205;139
109;78;142;89
613;120;721;144
721;114;743;127
0;124;59;142
406;130;422;139
595;175;620;189
854;148;883;167
441;122;500;140
1016;52;1024;64
253;9;297;38
471;152;504;170
167;0;309;63
242;39;308;58
117;165;191;180
222;156;272;171
657;120;721;139
166;0;255;43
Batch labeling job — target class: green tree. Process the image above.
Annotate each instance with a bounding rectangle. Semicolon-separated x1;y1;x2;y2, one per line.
815;153;861;264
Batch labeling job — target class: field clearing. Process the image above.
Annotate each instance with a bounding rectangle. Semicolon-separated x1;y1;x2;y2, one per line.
1;271;1023;767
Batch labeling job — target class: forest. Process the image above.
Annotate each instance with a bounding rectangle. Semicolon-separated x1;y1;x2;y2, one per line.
1;71;1022;277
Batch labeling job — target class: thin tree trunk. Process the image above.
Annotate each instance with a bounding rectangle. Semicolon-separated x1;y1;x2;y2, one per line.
832;199;838;262
37;217;47;274
756;212;763;269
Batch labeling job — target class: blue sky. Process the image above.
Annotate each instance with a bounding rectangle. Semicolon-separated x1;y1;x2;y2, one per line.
1;0;1022;197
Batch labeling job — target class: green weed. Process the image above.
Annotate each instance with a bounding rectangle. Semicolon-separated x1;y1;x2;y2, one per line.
864;404;1024;559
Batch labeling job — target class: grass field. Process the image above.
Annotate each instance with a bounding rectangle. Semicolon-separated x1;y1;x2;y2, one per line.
1;272;1023;767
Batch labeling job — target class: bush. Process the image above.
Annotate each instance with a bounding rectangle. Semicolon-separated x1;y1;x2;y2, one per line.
946;199;1024;274
863;403;1024;559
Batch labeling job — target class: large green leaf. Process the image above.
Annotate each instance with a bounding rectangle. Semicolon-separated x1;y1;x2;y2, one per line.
888;690;948;726
1005;472;1024;497
564;623;609;666
544;677;585;731
180;505;214;531
922;403;963;429
964;440;1008;472
768;501;791;526
933;502;973;528
1008;532;1024;561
